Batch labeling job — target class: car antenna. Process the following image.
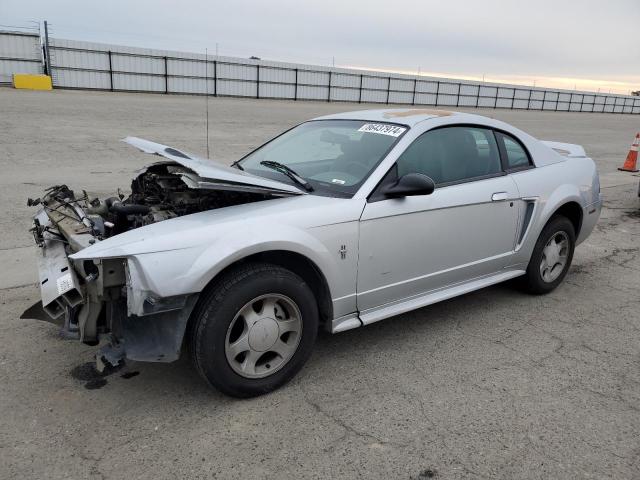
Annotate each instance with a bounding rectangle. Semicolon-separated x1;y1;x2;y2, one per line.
205;47;211;159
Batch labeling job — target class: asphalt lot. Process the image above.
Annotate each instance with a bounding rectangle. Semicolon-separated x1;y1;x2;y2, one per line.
1;88;639;479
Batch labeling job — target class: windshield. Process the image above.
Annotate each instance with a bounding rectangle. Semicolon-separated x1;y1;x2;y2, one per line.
237;120;407;196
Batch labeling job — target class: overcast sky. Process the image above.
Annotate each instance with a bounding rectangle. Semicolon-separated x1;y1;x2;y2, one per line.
3;0;639;93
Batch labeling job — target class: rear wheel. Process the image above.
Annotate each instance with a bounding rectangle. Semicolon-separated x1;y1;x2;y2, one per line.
190;263;318;397
521;215;576;294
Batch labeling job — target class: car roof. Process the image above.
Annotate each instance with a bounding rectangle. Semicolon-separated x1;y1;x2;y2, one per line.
312;108;491;127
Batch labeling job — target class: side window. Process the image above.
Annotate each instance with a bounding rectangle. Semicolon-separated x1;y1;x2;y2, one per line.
396;126;502;185
496;132;532;169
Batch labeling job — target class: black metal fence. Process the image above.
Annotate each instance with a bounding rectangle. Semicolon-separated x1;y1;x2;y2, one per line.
18;35;636;115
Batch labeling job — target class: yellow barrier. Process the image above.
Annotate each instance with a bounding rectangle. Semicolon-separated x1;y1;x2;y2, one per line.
13;74;53;91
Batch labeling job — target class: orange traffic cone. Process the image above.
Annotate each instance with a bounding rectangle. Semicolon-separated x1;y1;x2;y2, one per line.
618;133;639;172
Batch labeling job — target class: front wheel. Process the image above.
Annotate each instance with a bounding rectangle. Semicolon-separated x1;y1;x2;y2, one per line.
189;263;318;398
521;215;576;294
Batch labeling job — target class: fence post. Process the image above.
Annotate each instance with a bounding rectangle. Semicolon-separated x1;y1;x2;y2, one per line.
386;76;391;104
435;81;440;106
542;91;547;111
358;74;363;103
511;88;516;109
327;71;332;102
412;78;417;105
527;89;532;110
475;85;480;108
256;64;260;99
456;83;461;107
163;56;168;94
569;92;573;112
554;91;559;111
213;60;217;96
494;86;498;109
108;50;114;91
43;20;52;78
294;68;298;101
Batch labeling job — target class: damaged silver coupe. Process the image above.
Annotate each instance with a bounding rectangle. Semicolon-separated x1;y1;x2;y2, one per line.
30;109;601;397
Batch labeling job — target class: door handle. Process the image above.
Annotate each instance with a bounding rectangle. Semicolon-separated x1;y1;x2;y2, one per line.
491;192;508;201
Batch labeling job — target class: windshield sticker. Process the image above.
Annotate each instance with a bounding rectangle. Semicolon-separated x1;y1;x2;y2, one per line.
358;123;406;137
331;178;346;185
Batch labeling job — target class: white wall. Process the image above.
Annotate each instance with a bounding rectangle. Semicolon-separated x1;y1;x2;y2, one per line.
1;33;636;114
0;31;42;84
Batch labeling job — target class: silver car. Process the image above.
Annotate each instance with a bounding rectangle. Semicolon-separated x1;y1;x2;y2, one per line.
30;108;601;397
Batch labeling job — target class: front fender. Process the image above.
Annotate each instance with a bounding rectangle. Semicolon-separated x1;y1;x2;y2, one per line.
130;222;349;303
189;225;340;295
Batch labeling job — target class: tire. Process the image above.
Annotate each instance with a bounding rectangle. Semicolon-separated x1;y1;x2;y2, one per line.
189;262;318;398
521;215;576;294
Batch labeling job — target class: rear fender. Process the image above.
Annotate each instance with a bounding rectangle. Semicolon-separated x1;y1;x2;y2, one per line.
513;184;584;265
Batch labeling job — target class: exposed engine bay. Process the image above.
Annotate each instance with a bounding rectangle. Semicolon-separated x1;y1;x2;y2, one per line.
30;163;276;252
28;156;296;368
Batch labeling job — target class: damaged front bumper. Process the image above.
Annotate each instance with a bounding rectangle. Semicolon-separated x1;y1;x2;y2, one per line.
33;208;199;368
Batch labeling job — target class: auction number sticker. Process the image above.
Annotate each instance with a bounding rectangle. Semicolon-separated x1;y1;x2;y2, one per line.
56;272;73;295
358;123;406;137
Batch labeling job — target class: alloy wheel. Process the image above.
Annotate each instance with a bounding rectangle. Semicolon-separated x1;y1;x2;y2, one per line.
539;231;570;283
224;294;302;379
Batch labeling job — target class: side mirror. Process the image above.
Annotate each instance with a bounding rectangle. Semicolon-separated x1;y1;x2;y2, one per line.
381;173;435;198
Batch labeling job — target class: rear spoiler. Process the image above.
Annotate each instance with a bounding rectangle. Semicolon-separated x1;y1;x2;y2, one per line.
541;141;587;158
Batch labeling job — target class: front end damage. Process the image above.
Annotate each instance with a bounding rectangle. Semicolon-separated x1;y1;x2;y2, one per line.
29;140;300;369
34;210;199;368
33;207;196;368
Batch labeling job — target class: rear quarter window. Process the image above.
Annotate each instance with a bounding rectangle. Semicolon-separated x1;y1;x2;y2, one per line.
496;132;532;169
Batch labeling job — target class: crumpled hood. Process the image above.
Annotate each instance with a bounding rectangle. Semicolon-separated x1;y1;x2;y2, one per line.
124;137;304;195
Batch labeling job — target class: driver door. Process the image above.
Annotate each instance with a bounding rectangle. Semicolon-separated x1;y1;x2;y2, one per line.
357;125;520;313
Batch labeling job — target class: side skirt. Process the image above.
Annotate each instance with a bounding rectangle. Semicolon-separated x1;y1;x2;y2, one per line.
330;269;525;333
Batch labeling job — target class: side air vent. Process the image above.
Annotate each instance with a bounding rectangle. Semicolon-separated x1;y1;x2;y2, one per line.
518;201;536;245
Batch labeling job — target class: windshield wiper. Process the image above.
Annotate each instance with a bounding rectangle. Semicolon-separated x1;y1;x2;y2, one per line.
259;161;314;192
